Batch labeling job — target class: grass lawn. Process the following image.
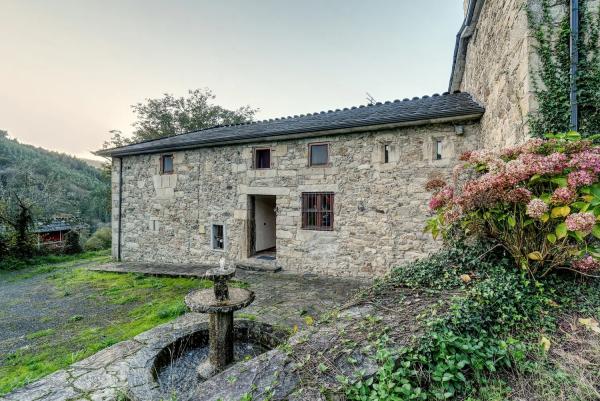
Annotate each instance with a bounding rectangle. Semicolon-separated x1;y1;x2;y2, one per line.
0;252;241;395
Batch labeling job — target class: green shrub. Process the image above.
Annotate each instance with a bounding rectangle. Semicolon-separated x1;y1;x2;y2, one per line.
342;241;595;401
0;233;9;261
63;231;82;255
84;227;111;251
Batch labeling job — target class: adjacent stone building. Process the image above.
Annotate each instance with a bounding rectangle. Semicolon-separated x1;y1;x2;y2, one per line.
98;0;593;277
99;95;483;277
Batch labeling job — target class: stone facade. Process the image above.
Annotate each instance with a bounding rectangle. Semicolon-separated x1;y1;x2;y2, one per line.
458;0;598;149
459;0;534;150
112;0;600;278
112;122;480;277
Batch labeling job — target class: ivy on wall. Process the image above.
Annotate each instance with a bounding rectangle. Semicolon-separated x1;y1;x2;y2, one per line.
528;0;600;137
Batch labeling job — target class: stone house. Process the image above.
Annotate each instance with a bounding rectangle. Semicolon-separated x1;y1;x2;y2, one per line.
98;0;592;277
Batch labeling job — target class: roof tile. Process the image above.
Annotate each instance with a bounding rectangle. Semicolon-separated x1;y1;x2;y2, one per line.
98;92;483;157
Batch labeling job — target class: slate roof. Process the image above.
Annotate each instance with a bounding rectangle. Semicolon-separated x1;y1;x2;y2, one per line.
34;222;72;233
98;91;484;157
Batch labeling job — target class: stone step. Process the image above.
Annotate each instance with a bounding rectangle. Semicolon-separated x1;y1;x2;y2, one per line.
235;258;282;273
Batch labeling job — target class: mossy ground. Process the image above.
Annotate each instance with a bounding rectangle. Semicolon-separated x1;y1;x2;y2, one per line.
0;253;249;395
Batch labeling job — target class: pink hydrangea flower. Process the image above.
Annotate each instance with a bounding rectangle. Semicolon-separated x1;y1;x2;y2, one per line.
518;152;567;176
425;178;446;191
443;207;462;224
565;212;596;233
526;199;549;219
571;255;600;272
519;138;545;154
569;150;600;173
500;146;521;160
504;159;531;184
459;151;473;161
567;170;596;188
551;187;576;205
504;188;532;204
428;186;454;211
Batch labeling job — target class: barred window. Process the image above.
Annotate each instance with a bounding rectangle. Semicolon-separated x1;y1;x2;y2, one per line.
301;192;334;231
211;224;225;250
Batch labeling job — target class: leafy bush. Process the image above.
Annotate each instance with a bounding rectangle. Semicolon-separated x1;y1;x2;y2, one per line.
426;132;600;277
84;227;111;251
0;233;9;260
63;231;82;255
342;241;597;401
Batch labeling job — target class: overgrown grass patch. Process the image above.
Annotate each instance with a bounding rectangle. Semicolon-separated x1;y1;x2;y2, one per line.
0;260;224;395
1;250;111;280
336;240;600;400
25;329;55;340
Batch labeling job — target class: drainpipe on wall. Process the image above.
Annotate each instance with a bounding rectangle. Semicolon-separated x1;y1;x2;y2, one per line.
117;157;123;261
570;0;579;131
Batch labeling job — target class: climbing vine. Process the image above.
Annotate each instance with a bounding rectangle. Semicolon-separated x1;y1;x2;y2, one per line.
528;0;600;137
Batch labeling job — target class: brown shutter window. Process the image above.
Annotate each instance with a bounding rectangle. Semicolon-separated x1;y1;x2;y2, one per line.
160;154;174;174
254;148;271;169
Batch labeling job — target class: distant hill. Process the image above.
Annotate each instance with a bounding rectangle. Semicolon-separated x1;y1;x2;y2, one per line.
79;157;106;169
0;134;110;226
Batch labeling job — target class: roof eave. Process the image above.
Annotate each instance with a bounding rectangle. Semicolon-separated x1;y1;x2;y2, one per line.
448;0;486;92
97;112;483;158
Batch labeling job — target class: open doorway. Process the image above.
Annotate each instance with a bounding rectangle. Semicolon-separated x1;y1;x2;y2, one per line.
248;195;276;259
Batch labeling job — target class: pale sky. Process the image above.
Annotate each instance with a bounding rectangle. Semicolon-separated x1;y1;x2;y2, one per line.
0;0;465;160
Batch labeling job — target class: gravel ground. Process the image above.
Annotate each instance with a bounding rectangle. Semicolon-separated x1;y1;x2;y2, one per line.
0;259;119;358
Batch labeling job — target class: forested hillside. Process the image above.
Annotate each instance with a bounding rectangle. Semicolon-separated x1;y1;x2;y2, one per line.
0;132;110;226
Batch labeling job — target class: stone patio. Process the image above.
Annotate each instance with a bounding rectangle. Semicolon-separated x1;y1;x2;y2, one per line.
0;263;367;401
90;262;367;329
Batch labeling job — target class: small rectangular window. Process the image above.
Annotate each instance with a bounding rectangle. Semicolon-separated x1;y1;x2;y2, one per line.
309;143;329;166
301;192;334;231
161;154;174;174
254;148;271;169
435;140;443;160
384;144;390;163
211;224;224;250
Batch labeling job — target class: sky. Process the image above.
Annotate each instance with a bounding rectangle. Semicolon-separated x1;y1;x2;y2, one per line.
0;0;465;160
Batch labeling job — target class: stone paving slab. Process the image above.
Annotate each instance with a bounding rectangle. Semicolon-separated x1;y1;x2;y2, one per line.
1;263;367;401
88;261;215;277
90;262;367;329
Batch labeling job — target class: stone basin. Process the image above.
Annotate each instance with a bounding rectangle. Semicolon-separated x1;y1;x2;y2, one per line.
126;319;288;401
185;287;255;314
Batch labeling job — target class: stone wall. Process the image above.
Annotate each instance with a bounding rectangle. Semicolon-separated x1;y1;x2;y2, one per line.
112;122;480;277
459;0;534;150
459;0;598;150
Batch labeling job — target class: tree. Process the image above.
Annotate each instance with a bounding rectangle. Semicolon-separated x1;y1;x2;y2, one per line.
0;133;110;226
0;194;35;258
64;230;82;254
104;88;258;148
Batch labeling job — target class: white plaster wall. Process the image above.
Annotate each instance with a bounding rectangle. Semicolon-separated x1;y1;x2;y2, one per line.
254;196;276;252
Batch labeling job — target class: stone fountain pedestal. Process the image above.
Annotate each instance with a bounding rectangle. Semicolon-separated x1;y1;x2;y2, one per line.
185;265;255;379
